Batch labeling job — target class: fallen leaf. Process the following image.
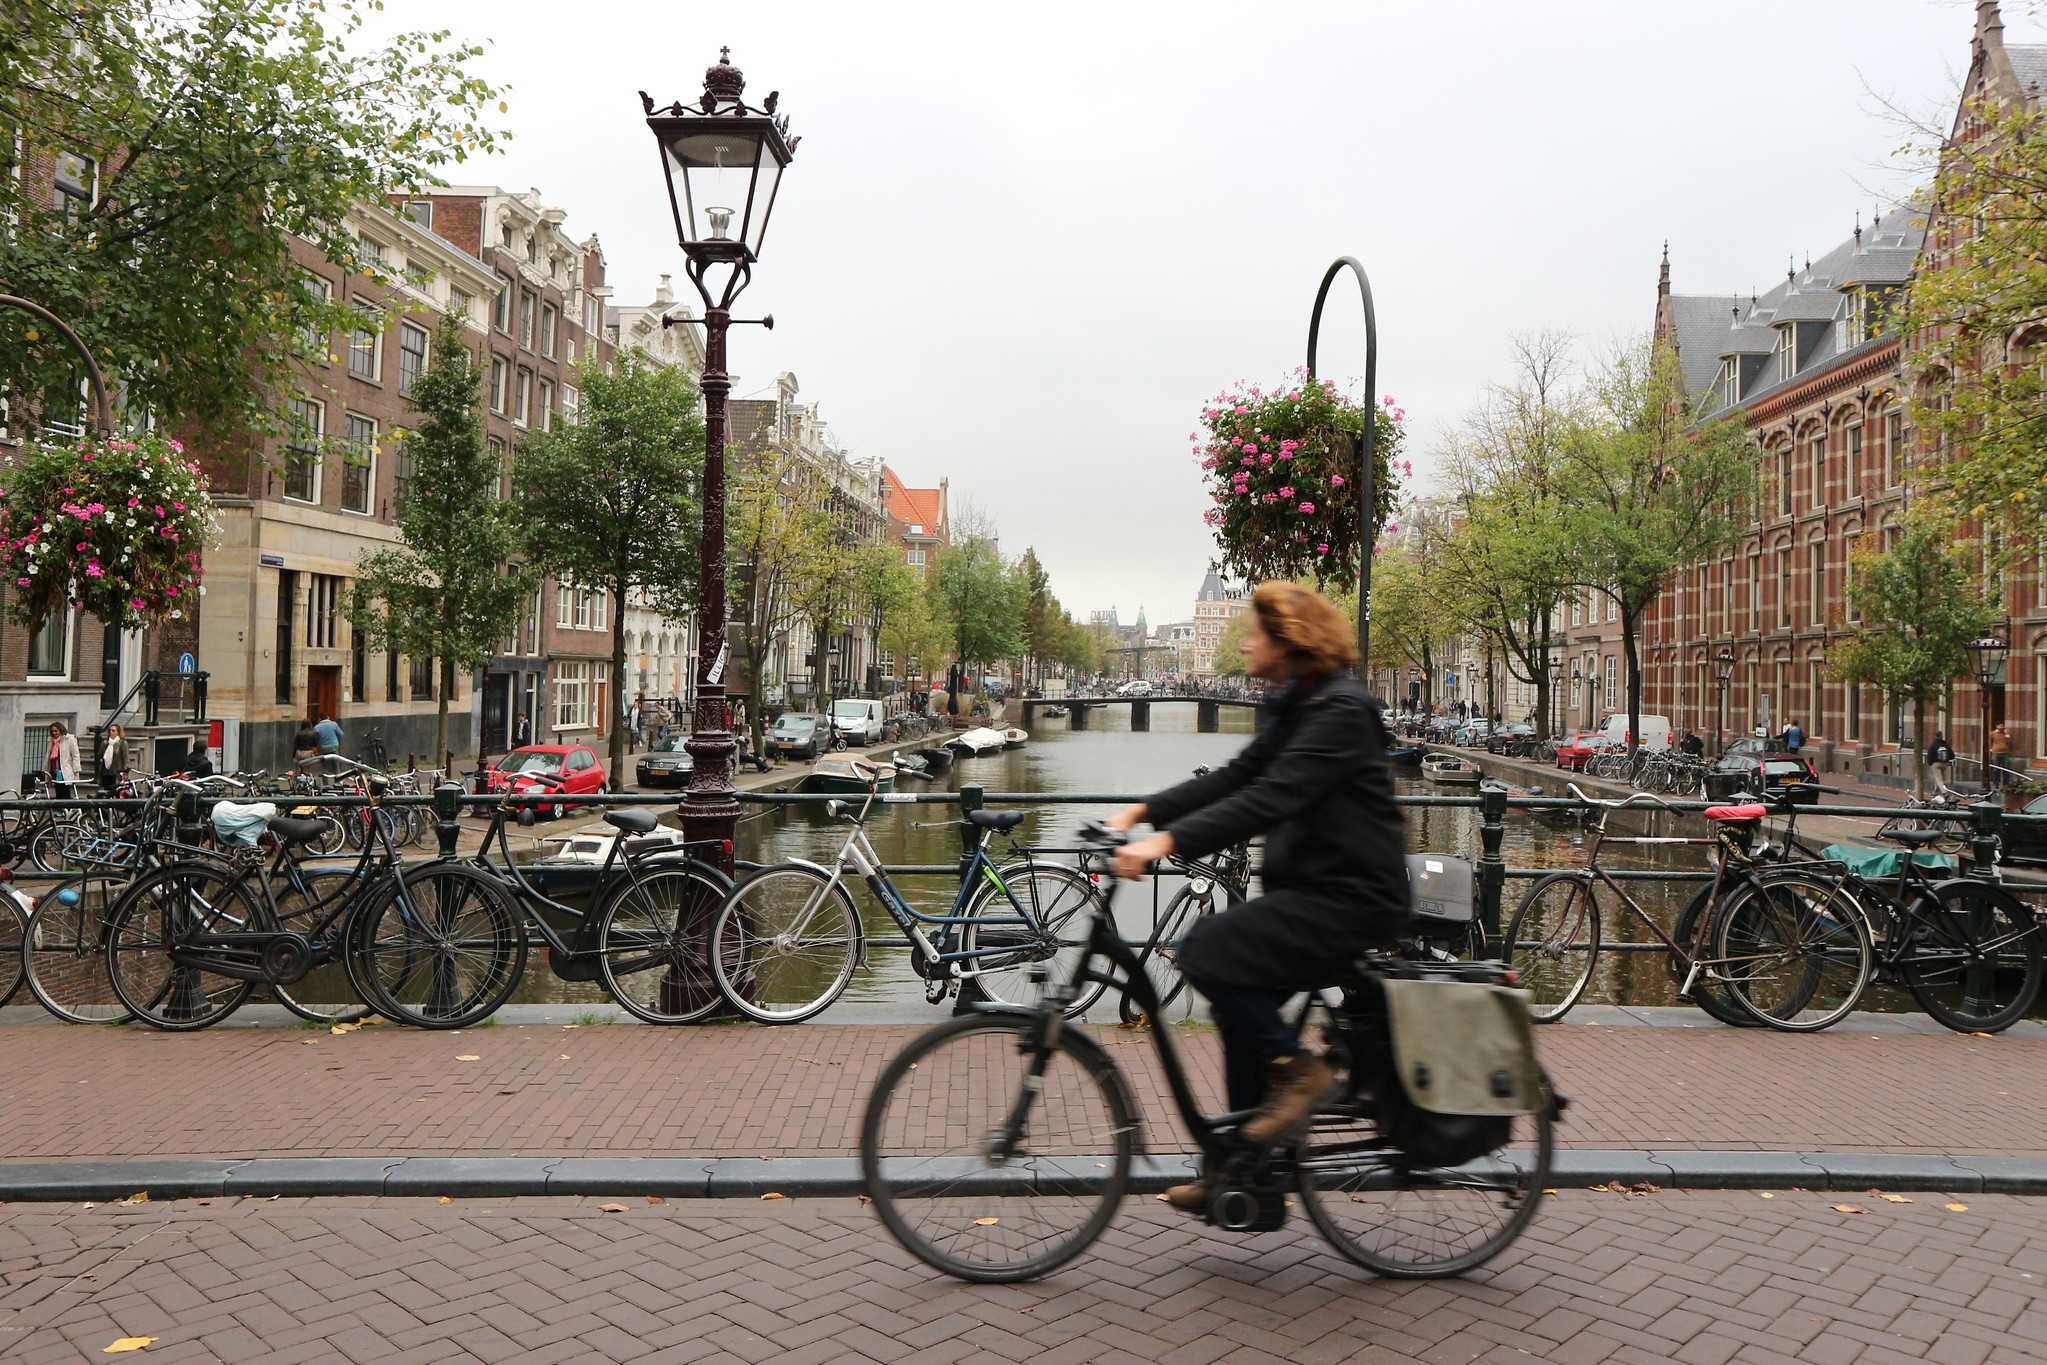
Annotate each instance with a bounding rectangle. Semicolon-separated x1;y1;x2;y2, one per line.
597;1203;629;1213
301;1039;319;1046
559;1055;572;1061
973;1217;999;1226
1628;1182;1660;1195
103;1337;156;1354
120;1191;149;1206
329;1021;360;1035
360;1015;385;1026
454;1054;480;1062
81;1202;96;1209
1879;1194;1913;1204
1946;1202;1970;1212
437;1196;454;1206
760;1192;785;1201
1831;1204;1865;1215
1971;1032;1994;1038
1758;1193;1775;1200
1542;1188;1558;1196
645;1195;666;1205
562;1024;578;1030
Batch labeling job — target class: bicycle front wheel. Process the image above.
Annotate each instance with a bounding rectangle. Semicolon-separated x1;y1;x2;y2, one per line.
1898;882;2044;1034
345;863;526;1029
22;872;136;1023
598;864;733;1024
961;863;1108;1016
104;862;263;1031
0;891;24;1006
1714;874;1872;1032
860;1014;1135;1283
709;865;861;1024
1504;873;1601;1022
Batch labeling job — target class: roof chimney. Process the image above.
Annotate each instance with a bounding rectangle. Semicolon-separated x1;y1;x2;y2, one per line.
654;273;674;306
1978;0;2006;61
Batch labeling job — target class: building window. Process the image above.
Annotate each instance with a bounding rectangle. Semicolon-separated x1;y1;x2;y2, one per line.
397;322;429;396
402;199;432;228
906;547;926;567
1846;680;1861;741
493;272;513;332
385;646;399;704
1809;428;1826;509
448;286;471;321
1809;538;1825;627
488;435;506;484
514;368;532;427
1571;597;1582;627
490;357;508;413
555;661;591;729
522;587;541;656
1602;655;1617;711
285;397;322;503
1881;409;1901;487
276;570;297;704
351;623;366;701
410;653;435;700
1604;591;1616;624
394;440;414;513
347;306;381;381
342;414;375;514
308;573;341;649
301;274;332;355
565;338;577;366
556;582;573;627
1844;420;1862;497
1774;325;1797;382
585;294;599;331
54;151;96;224
538;378;554;432
1776;445;1792;518
26;610;69;676
1778;546;1792;628
356;234;386;270
540;303;558;358
1720;359;1739;407
561;384;579;425
519;290;536;350
1844;288;1867;348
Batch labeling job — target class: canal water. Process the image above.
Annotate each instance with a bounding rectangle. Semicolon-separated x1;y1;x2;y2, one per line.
518;703;1734;1015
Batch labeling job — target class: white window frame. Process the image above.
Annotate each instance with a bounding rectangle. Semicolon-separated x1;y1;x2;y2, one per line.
356;233;387;271
54;150;97;224
347;304;382;382
906;547;926;567
402;198;432;229
490;357;509;414
26;609;73;677
1720;359;1739;407
341;413;376;515
541;302;558;358
1603;655;1617;711
493;272;513;333
285;396;324;505
397;321;430;397
1775;325;1797;382
301;274;332;356
555;661;591;729
519;290;536;350
556;582;573;627
538;377;554;432
561;384;579;426
1844;419;1862;497
514;367;532;428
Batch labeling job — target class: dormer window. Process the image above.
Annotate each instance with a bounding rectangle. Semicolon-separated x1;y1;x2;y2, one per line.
1774;325;1797;383
1721;359;1740;407
1842;289;1867;349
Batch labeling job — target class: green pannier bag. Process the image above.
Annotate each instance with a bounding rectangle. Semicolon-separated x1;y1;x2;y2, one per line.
1373;979;1544;1168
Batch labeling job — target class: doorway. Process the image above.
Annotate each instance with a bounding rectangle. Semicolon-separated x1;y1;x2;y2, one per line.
482;673;511;752
307;666;341;724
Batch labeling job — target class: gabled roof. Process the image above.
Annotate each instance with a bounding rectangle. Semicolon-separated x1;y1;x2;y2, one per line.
882;464;943;534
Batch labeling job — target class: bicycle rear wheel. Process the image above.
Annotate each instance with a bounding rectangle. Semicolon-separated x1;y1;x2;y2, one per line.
1503;873;1601;1022
962;863;1108;1016
860;1014;1134;1283
345;863;526;1029
1897;883;2044;1034
598;864;732;1024
22;871;136;1023
0;891;24;1006
1119;882;1219;1024
269;868;373;1024
708;865;861;1024
1714;874;1871;1032
103;862;262;1031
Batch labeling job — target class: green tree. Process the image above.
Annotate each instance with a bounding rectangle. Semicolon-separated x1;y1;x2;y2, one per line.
1559;339;1751;751
1829;524;2000;794
0;0;506;438
1371;536;1463;712
881;576;949;695
932;537;1022;709
349;319;530;761
1015;548;1054;690
514;355;703;779
854;543;919;695
727;443;830;725
1212;610;1252;678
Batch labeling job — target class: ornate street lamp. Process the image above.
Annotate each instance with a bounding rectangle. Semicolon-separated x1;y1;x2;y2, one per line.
644;50;798;876
1570;661;1584;730
1713;648;1735;758
1966;626;2010;790
1547;656;1564;740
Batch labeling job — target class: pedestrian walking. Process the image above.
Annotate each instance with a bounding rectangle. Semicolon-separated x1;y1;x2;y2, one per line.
47;721;80;799
1990;724;2012;790
1781;718;1804;753
313;711;344;756
514;711;532;747
98;723;130;796
1926;733;1955;795
291;720;320;772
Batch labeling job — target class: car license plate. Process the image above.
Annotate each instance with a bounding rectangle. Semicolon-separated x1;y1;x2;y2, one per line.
1782;773;1805;783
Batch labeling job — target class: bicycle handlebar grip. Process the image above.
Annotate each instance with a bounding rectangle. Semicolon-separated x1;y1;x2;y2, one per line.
1078;820;1126;847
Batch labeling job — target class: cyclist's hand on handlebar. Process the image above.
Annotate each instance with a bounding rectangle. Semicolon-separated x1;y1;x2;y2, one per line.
1103;802;1147;834
1112;830;1174;881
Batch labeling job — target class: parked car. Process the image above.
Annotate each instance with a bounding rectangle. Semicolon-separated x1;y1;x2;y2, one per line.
1115;679;1153;697
482;743;607;816
1486;722;1536;754
1455;719;1493;747
1707;743;1820;803
830;698;887;746
634;734;694;789
771;712;827;760
2003;791;2047;866
1553;730;1614;771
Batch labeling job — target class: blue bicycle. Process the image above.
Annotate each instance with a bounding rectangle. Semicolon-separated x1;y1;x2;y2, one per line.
707;758;1108;1023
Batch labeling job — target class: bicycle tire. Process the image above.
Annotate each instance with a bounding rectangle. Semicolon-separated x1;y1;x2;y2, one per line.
268;867;373;1024
1503;872;1601;1022
707;864;861;1024
1119;882;1219;1025
1714;873;1872;1033
1897;881;2044;1034
1670;883;1763;1028
29;820;85;875
961;863;1110;1017
103;861;264;1031
598;864;733;1025
0;890;24;1006
344;862;527;1029
21;871;137;1023
860;1013;1134;1283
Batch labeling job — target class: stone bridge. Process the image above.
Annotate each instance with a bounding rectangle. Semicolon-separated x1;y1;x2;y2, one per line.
1020;693;1259;733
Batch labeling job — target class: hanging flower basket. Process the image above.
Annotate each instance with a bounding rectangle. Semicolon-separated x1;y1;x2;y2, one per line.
0;431;216;632
1193;373;1408;588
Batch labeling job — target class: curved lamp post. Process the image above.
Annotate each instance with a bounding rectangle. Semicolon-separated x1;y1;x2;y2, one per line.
1966;626;2009;789
0;291;114;438
1304;258;1377;675
1713;648;1735;758
644;49;797;876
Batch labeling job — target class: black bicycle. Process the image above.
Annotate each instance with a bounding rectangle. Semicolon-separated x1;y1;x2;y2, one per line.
861;822;1559;1283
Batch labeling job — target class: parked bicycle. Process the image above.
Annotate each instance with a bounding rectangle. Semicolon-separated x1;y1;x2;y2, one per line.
860;821;1561;1283
707;758;1106;1023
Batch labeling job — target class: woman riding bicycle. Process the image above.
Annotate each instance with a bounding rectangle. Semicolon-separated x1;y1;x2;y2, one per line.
1105;581;1410;1210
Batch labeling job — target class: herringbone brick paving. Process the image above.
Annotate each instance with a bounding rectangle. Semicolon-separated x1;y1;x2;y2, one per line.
0;1019;2042;1161
2;1191;2045;1363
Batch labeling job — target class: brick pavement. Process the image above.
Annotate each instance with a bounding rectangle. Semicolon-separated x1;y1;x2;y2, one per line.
1;1018;2043;1163
3;1190;2046;1363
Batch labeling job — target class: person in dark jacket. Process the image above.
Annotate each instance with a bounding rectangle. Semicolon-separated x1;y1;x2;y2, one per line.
1106;582;1410;1211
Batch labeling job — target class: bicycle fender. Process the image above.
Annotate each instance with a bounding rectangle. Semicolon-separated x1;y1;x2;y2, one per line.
957;1006;1149;1157
747;858;870;970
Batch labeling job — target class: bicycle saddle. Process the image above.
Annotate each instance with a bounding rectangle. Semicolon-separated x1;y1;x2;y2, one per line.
965;809;1026;832
267;816;331;845
1702;803;1768;822
605;808;659;835
1880;827;1950;847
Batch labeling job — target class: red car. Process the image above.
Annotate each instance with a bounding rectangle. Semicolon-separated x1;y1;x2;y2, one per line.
482;743;607;816
1553;730;1614;771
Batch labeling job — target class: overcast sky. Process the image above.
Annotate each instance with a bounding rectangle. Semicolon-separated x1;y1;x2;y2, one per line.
379;0;2018;628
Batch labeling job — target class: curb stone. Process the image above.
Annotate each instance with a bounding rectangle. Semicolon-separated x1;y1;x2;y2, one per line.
0;1150;2038;1203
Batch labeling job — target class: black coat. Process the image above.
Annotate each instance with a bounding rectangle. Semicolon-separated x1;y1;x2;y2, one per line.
1143;672;1411;989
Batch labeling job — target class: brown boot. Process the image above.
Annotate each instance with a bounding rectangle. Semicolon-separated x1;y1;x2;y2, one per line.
1241;1054;1338;1146
1163;1180;1210;1211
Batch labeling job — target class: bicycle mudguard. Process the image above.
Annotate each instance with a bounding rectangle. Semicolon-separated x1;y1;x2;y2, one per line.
960;1006;1149;1156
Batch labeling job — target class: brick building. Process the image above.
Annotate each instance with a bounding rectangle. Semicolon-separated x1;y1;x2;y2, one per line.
881;466;948;583
1191;570;1245;678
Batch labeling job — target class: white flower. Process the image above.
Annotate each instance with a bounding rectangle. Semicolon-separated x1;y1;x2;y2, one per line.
104;511;114;522
124;518;135;527
197;586;207;597
170;610;182;620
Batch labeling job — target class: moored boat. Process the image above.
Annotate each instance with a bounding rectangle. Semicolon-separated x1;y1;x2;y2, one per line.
946;726;1009;757
1002;727;1028;749
1385;744;1424;768
1421;754;1481;786
1041;705;1068;718
913;745;954;773
804;757;896;794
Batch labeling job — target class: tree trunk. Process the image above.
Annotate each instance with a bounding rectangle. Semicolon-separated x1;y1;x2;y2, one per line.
1622;604;1643;756
609;583;628;783
1913;692;1929;798
435;683;450;770
1536;617;1554;740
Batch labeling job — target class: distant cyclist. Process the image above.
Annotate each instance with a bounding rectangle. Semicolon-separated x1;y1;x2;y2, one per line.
1106;581;1410;1211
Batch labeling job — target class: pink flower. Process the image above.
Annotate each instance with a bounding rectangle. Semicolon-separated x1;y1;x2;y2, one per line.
1392;408;1406;422
1316;542;1331;554
85;561;103;578
1330;474;1345;487
1243;444;1258;455
1261;492;1278;504
130;598;145;610
1386;521;1401;534
127;497;140;508
1383;395;1397;407
1298;501;1317;514
1279;485;1296;499
15;577;27;588
169;439;184;454
1239;456;1254;467
1233;406;1247;414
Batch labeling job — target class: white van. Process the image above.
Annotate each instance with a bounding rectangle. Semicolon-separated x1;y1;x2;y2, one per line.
1598;712;1672;752
830;698;886;745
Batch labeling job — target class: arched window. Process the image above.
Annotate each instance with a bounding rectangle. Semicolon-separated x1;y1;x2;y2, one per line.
1841;412;1862;498
1805;422;1827;510
1777;540;1793;629
1775;442;1793;518
1808;533;1827;627
1840;523;1863;625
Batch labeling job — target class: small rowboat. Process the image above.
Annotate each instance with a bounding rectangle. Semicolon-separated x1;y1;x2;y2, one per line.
1422;754;1481;786
1385;745;1424;768
1002;727;1028;749
804;758;896;794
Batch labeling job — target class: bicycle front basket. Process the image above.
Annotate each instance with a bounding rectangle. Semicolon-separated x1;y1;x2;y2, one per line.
1381;978;1543;1118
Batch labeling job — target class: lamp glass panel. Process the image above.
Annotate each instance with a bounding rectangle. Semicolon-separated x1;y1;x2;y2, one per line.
664;126;770;244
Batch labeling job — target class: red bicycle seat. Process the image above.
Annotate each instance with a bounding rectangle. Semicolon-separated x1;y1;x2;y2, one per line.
1703;803;1768;822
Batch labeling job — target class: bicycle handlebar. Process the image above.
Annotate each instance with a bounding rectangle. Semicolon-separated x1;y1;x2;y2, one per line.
1563;782;1679;813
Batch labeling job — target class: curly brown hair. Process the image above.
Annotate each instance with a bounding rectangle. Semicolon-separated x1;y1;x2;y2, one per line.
1251;581;1358;677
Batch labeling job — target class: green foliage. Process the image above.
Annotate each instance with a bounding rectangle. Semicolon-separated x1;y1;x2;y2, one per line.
1195;376;1406;591
350;319;530;758
727;442;830;719
514;353;703;775
1369;541;1461;706
0;0;507;439
931;536;1023;676
1211;610;1251;678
